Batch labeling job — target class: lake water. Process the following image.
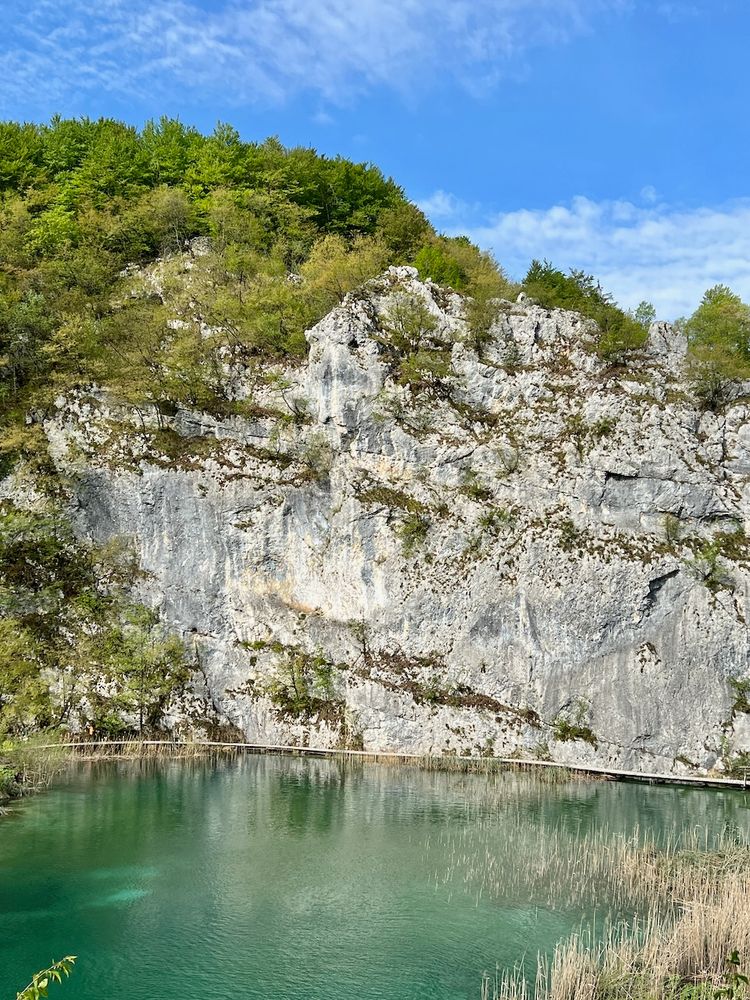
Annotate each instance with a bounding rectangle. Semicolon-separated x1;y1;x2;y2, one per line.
2;755;749;1000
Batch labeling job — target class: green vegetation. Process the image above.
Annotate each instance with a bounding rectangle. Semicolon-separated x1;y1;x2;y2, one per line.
552;701;598;747
522;260;648;361
664;514;683;546
373;293;455;396
631;300;657;329
730;677;750;715
356;482;427;514
0;500;191;738
16;957;76;1000
685;529;750;592
723;750;750;779
253;640;342;718
564;411;618;460
397;511;431;556
459;469;494;502
0;115;517;458
558;518;584;553
685;286;750;409
0;761;22;802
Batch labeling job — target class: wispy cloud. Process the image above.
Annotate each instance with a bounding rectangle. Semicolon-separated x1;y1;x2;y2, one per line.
0;0;627;111
442;193;750;319
417;189;475;221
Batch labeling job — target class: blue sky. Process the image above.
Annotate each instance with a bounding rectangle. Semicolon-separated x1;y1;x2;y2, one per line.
2;0;749;317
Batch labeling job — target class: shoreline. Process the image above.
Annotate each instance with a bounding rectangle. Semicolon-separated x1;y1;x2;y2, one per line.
23;739;750;791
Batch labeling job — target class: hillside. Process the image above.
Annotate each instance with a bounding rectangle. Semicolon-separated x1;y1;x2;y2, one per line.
1;119;749;774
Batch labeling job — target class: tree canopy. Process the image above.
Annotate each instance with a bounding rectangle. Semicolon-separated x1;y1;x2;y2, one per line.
685;285;750;408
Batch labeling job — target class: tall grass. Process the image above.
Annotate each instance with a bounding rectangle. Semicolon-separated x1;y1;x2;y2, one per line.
481;831;750;1000
0;735;72;803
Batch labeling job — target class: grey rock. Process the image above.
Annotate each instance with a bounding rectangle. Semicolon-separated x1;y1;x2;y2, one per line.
40;269;750;772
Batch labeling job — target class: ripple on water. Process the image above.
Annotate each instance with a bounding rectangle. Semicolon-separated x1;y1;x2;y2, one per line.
2;756;749;1000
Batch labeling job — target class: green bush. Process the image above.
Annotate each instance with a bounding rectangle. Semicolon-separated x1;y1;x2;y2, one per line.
0;763;22;801
729;677;750;715
261;648;344;722
552;717;597;747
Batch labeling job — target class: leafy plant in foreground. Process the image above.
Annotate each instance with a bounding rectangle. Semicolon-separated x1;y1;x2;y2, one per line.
16;956;76;1000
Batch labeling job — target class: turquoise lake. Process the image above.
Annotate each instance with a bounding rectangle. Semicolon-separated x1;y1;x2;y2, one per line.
2;755;749;999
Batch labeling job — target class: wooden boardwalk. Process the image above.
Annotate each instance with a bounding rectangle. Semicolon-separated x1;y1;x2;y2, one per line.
29;739;750;791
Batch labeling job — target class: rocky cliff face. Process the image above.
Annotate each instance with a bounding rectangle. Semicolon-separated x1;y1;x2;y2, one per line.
44;266;750;772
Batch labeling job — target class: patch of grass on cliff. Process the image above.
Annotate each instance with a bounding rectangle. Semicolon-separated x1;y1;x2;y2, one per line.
730;677;750;715
356;481;428;514
397;511;431;557
552;702;598;748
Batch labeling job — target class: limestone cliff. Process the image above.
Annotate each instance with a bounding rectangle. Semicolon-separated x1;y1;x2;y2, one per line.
44;266;750;772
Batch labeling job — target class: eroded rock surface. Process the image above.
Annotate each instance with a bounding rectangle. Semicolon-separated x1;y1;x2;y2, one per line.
45;267;750;771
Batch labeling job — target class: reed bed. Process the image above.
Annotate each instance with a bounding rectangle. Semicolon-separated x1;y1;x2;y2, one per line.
478;829;750;1000
61;738;239;760
442;821;749;912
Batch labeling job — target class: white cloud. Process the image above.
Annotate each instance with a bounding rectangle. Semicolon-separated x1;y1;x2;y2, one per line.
0;0;627;110
451;195;750;319
416;189;473;221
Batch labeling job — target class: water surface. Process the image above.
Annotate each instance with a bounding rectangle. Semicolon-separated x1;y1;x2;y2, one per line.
2;755;748;999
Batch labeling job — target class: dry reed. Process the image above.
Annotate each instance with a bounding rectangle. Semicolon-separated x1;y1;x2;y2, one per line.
481;832;750;1000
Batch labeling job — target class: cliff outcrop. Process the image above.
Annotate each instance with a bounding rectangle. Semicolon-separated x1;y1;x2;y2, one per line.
44;266;750;772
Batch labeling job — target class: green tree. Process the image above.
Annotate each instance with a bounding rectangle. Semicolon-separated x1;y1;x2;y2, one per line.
632;300;656;329
376;202;430;259
686;285;750;409
414;242;466;289
93;604;190;735
300;233;389;313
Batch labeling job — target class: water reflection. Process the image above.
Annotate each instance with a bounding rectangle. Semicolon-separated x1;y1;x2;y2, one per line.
1;755;748;1000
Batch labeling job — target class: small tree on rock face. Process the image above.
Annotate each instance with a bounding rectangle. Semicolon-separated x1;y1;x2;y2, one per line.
380;293;438;354
93;604;191;735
